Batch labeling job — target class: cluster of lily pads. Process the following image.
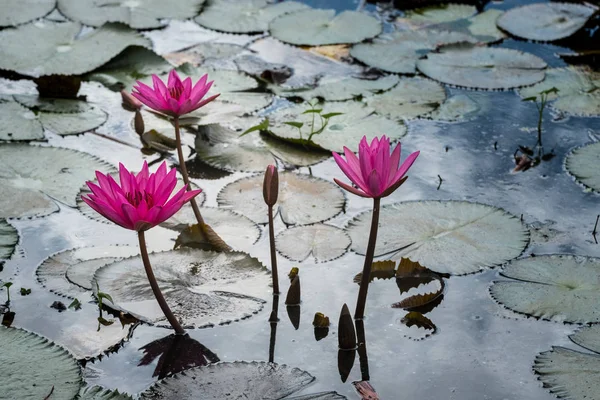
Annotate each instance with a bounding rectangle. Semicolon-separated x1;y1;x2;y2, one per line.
1;0;600;399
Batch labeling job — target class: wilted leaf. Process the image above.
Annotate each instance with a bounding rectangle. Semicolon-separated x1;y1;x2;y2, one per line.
354;260;397;283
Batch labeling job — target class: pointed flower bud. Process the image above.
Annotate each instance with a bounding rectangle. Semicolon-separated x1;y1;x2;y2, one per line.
121;90;143;111
263;165;279;207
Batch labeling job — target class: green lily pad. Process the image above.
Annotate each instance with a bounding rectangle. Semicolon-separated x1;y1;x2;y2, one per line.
267;101;407;153
403;4;477;26
78;386;133;400
365;77;446;120
139;361;315;400
195;0;309;33
275;75;400;101
490;255;600;324
218;172;345;225
571;325;600;354
0;21;150;77
39;106;108;135
0;144;115;219
0;220;18;260
347;201;528;275
566;142;600;192
519;67;600;117
427;9;506;43
0;0;56;27
57;0;205;29
0;101;44;141
417;46;546;89
93;249;270;328
350;29;477;74
497;2;596;42
270;9;381;46
0;326;82;400
427;93;479;122
14;95;94;113
276;223;351;263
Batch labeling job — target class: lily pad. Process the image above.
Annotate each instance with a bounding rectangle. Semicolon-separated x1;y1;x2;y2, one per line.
93;249;270;328
218;172;345;225
139;361;315;400
566;142;600;192
365;77;446;120
497;3;596;42
490;255;600;323
0;0;56;27
403;4;477;26
288;393;346;400
14;95;94;113
276;224;351;263
519;67;600;117
195;0;309;33
417;46;547;89
270;9;381;46
571;325;600;354
78;386;133;400
57;0;205;29
350;29;477;74
0;144;115;219
39;106;108;135
275;75;400;101
427;93;479;122
0;326;82;400
0;101;44;141
430;9;506;43
36;246;140;298
0;21;151;77
0;220;18;260
347;201;528;275
267;101;407;153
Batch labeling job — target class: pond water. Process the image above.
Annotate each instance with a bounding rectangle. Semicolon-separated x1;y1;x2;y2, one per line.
1;0;599;399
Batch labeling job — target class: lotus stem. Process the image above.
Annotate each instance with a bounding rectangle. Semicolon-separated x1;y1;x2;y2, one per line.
268;205;280;294
355;319;370;381
354;197;381;320
268;294;279;363
138;230;185;335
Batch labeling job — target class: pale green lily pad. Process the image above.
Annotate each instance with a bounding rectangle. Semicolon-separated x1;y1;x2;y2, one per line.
0;101;44;141
289;393;346;400
57;0;205;29
276;223;351;263
350;29;477;74
0;327;82;400
347;201;528;275
519;67;600;117
194;123;328;172
39;106;108;135
571;326;600;354
139;361;315;400
427;93;479;122
195;0;309;33
490;255;600;323
417;46;546;89
0;144;115;219
78;386;133;400
275;75;400;101
497;2;596;42
270;9;381;46
14;95;93;113
0;220;18;260
267;101;407;153
0;0;56;27
566;142;600;192
0;21;150;77
218;172;345;225
93;249;270;328
429;9;507;43
365;77;446;120
403;4;477;26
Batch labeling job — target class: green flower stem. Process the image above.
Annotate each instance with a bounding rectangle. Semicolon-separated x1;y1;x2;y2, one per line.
268;205;280;294
138;230;185;335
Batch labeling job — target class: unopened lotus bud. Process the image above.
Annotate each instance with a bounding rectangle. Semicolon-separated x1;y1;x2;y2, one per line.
338;303;356;350
121;90;143;111
312;312;330;328
288;267;299;282
263;165;278;207
134;110;145;136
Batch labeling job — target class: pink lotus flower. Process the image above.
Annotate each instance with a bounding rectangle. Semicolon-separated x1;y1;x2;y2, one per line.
82;161;201;232
332;136;419;198
132;70;220;117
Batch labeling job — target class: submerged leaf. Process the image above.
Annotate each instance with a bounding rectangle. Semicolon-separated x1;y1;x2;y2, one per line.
0;220;18;260
399;311;437;340
566;142;600;192
276;224;351;263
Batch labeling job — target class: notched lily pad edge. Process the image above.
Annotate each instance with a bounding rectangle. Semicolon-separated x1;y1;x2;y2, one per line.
564;143;600;194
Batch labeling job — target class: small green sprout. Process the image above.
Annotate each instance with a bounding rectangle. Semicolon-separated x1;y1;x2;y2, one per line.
2;282;13;304
522;87;559;148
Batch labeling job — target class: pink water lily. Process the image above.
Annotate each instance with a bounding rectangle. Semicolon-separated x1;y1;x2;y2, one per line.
132;70;220;117
332;136;419;199
82;161;202;232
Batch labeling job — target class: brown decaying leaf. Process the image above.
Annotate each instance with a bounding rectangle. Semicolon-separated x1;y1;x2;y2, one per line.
353;260;396;283
312;312;330;328
306;44;351;61
174;223;232;252
392;279;444;309
141;129;177;153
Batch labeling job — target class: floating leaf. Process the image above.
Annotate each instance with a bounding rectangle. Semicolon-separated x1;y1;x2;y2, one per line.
427;93;479;122
0;220;18;260
0;327;82;399
353;260;397;283
497;3;596;42
347;201;528;275
93;249;269;328
288;393;346;400
395;258;441;294
140;361;315;399
0;0;55;27
0;21;150;77
39;106;108;135
417;46;547;90
365;77;446;120
566;142;600;192
275;75;400;101
276;224;351;263
195;0;309;33
571;325;600;354
14;95;93;113
57;0;205;29
429;9;506;43
0;144;115;219
270;9;381;46
403;4;477;26
392;282;444;310
218;172;345;225
267;101;406;153
350;29;477;74
174;222;232;253
0;101;43;141
490;255;600;324
78;386;133;400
